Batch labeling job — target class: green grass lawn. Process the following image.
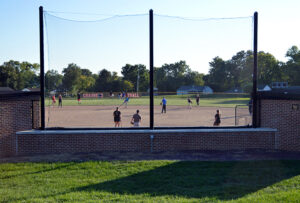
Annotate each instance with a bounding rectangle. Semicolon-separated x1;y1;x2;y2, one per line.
47;94;250;108
1;160;300;202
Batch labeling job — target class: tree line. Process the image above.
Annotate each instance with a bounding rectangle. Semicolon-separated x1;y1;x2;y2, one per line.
1;46;299;93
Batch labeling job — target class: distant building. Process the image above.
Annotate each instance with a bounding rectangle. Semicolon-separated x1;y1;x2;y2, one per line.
272;82;288;88
177;85;213;95
0;87;14;92
22;88;40;92
257;85;272;91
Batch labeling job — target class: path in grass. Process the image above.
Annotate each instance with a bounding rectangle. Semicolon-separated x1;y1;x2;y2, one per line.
1;160;300;202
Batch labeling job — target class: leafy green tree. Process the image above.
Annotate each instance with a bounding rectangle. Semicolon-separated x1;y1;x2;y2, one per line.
155;61;191;92
95;69;112;92
78;75;95;92
204;57;228;92
45;70;63;92
121;64;149;92
62;63;82;93
284;46;300;85
81;69;93;77
0;60;20;89
0;60;39;90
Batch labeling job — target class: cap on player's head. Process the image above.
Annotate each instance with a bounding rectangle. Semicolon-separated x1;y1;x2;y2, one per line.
137;109;139;113
116;107;118;110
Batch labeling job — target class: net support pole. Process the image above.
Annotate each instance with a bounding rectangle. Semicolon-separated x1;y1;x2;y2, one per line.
149;9;154;129
252;12;258;128
39;6;45;130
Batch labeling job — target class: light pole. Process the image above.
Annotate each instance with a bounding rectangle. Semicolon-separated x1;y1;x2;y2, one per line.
136;66;140;95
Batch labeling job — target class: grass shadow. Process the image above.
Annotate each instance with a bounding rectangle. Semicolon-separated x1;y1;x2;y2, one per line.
74;161;300;200
0;162;77;180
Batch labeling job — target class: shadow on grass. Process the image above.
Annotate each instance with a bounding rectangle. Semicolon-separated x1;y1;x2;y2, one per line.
74;161;300;200
0;162;77;180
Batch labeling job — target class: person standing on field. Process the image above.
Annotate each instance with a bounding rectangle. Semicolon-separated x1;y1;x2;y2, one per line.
58;94;62;108
213;109;221;126
161;97;167;113
77;92;81;104
196;94;200;106
131;109;141;127
51;95;56;105
113;107;121;127
187;97;192;109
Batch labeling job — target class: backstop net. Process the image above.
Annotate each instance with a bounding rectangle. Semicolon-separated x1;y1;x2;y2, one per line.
153;14;253;127
44;10;253;128
44;11;149;128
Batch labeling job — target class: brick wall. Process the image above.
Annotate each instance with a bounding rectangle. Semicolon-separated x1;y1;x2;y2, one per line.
2;92;300;157
16;129;276;155
0;93;40;157
260;99;300;151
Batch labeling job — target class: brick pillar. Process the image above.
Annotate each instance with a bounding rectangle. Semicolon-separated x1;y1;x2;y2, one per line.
0;92;40;157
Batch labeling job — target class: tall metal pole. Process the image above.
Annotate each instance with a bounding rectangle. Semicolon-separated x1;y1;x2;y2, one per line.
149;9;154;129
136;66;140;95
252;12;258;128
39;6;45;130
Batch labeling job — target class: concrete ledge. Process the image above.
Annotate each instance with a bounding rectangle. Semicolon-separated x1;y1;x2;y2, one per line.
17;128;277;135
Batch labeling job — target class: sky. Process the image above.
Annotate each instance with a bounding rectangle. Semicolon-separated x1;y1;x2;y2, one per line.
1;0;300;75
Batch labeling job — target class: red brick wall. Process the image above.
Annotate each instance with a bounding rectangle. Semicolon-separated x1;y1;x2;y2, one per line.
0;95;40;157
260;99;300;151
16;130;276;155
2;94;300;157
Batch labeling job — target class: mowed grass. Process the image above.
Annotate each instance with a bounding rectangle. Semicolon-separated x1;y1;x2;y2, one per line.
47;94;250;108
1;160;300;202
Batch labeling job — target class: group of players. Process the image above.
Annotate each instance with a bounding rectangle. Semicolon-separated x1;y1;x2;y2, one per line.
113;107;141;128
50;93;221;126
160;96;221;126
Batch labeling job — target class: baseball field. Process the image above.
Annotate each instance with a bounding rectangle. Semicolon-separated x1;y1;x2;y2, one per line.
45;94;251;128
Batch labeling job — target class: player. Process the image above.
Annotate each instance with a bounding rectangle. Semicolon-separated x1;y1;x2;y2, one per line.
113;107;121;127
187;97;192;109
213;109;221;126
196;94;200;106
248;98;253;115
51;95;56;105
120;97;130;108
77;92;81;104
58;94;62;108
131;109;141;127
161;97;167;113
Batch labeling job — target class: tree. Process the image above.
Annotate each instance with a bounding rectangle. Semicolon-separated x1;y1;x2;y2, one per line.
121;64;149;92
62;63;82;93
78;75;95;92
0;60;20;89
0;60;40;90
284;46;300;85
95;69;112;92
155;61;191;92
45;70;63;92
204;57;228;92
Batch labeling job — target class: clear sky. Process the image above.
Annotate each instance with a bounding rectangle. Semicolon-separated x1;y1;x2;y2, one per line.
1;0;300;74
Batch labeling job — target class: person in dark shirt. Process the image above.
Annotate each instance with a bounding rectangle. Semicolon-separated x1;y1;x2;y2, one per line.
77;92;81;104
248;98;253;115
187;97;192;109
213;109;221;126
58;94;62;108
131;109;141;127
196;94;200;106
113;107;121;127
